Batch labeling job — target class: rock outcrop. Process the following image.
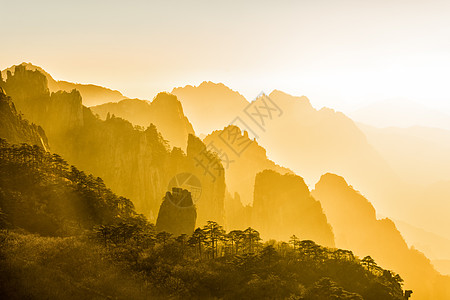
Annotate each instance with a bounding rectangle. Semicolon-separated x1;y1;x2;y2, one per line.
0;66;226;225
312;173;450;300
2;62;125;106
156;188;197;236
252;169;335;246
91;92;195;149
0;86;49;149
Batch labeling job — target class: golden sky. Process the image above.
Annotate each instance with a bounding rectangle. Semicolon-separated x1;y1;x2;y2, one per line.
2;0;450;114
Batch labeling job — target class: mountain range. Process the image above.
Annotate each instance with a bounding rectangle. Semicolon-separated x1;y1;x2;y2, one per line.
1;62;450;299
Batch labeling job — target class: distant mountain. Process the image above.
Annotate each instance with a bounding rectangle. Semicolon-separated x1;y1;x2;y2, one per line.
2;63;126;106
91;94;195;149
432;260;450;277
254;90;403;218
312;173;450;300
393;219;450;264
350;99;450;130
359;124;450;186
203;125;291;206
359;124;450;241
172;81;248;135
0;87;49;150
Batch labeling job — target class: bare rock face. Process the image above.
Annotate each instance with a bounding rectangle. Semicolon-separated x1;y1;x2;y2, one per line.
1;65;84;143
0;86;49;149
252;169;335;247
0;66;226;225
91;92;195;150
156;188;197;236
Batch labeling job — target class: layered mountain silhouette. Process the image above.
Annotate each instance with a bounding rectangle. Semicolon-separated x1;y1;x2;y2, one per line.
172;81;249;135
359;124;450;257
393;219;450;275
203;125;291;206
359;124;450;186
91;94;195;149
172;84;405;220
0;65;225;225
2;63;450;299
2;63;125;106
312;173;450;300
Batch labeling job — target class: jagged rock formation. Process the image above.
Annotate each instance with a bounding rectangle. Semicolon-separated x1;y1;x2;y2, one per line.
2;63;125;106
186;134;225;226
252;170;335;246
224;191;252;230
0;66;225;225
203;125;292;206
0;86;49;149
312;173;450;300
91;93;195;149
156;188;197;236
171;85;407;224
1;65;84;140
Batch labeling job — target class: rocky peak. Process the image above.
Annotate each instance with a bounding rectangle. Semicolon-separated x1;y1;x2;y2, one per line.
156;187;197;236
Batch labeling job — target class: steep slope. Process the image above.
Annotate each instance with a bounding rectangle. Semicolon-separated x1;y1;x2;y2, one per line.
0;66;225;225
203;125;292;206
90;94;195;149
312;173;450;300
253;170;335;246
2;62;125;106
0;139;139;235
156;187;197;236
171;84;404;219
359;124;450;242
0;87;49;150
171;81;248;135
257;90;401;215
393;219;450;274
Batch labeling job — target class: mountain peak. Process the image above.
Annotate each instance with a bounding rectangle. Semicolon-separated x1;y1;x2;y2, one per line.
268;89;313;112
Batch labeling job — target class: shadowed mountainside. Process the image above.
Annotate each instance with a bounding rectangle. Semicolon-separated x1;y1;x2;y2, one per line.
171;85;406;222
253;170;335;246
0;66;225;225
0;87;49;150
90;94;195;149
312;173;450;300
2;63;126;106
203;125;292;206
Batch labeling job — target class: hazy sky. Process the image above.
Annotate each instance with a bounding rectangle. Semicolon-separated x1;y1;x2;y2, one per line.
2;0;450;113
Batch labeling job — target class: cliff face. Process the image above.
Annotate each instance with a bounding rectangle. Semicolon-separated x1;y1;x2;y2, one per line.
0;87;49;149
156;188;197;236
186;134;225;226
312;173;450;300
1;65;84;144
2;63;126;106
203;125;292;207
91;92;195;150
252;170;335;247
0;67;225;225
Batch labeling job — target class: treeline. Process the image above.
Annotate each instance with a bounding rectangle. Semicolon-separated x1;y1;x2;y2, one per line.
0;138;143;235
90;219;404;299
0;139;405;299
